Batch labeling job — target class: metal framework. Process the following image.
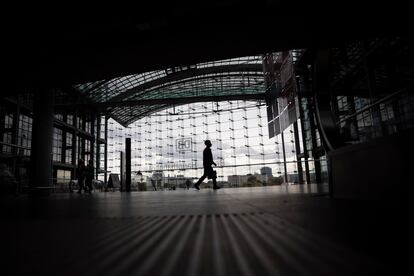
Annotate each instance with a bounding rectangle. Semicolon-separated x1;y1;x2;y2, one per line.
72;56;266;126
106;100;295;187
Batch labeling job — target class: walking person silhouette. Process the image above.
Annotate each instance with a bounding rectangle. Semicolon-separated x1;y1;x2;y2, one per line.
194;140;220;190
76;159;86;194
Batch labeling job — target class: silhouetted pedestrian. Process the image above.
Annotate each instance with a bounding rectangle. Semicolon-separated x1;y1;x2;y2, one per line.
194;140;220;190
151;179;157;191
0;163;17;195
185;179;191;190
76;159;85;194
84;159;94;194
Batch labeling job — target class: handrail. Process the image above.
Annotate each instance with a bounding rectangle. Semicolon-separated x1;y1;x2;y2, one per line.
0;141;31;150
133;159;326;174
336;86;412;126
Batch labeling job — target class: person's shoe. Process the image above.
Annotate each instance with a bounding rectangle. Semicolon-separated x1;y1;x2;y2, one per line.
194;184;200;190
213;186;221;190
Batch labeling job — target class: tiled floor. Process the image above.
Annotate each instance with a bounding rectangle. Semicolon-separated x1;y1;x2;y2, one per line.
1;184;408;275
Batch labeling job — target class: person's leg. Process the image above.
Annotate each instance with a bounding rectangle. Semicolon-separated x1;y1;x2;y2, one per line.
213;178;220;189
77;178;83;193
86;179;92;194
194;174;206;190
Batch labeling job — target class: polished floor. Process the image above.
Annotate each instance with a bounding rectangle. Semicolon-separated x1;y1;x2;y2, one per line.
1;184;408;275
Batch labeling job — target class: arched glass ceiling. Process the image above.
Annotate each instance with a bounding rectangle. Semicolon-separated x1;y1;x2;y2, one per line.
72;55;266;126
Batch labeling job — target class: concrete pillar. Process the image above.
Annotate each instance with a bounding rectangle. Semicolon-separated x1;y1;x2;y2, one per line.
30;88;55;195
120;151;125;192
125;137;131;192
72;111;78;178
90;114;95;164
104;116;108;186
96;115;101;180
12;96;21;194
11;96;20;175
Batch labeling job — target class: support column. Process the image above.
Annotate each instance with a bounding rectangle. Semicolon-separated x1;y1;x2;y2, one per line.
298;97;311;184
96;115;101;180
12;96;21;194
280;131;288;184
30;88;55;195
90;114;95;164
293;122;304;184
11;96;20;172
125;137;131;192
308;97;322;184
72;111;78;178
362;41;386;137
104;116;108;186
313;47;343;151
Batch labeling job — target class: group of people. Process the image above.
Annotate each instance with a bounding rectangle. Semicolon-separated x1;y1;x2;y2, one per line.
75;159;94;194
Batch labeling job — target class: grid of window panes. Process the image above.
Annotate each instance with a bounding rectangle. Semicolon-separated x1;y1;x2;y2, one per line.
65;132;72;164
299;97;320;183
283;125;298;183
1;113;14;153
73;56;263;104
335;92;414;144
53;128;63;162
197;56;263;68
99;144;105;173
106;100;296;186
74;70;167;102
76;136;83;164
54;113;64;121
77;117;83;131
84;140;91;163
56;169;71;190
98;116;106;173
106;71;265;126
72;55;265;127
319;155;329;183
66;114;74;125
85;118;91;133
18;114;32;156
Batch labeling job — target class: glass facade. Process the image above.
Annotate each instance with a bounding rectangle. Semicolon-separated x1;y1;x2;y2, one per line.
106;100;307;186
0;52;334;192
0;98;102;191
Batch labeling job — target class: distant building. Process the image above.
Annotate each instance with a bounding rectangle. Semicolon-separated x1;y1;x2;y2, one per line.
227;175;249;187
164;175;193;189
228;173;271;187
260;166;272;176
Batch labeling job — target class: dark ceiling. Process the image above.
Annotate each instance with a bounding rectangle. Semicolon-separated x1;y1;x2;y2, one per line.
3;1;412;92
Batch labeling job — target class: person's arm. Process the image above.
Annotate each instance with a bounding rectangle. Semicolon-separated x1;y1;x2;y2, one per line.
210;149;217;166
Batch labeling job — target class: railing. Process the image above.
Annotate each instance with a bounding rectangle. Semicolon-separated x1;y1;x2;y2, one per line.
0;141;31;155
335;86;414;144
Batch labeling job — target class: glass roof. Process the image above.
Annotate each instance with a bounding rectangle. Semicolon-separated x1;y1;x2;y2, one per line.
72;55;265;126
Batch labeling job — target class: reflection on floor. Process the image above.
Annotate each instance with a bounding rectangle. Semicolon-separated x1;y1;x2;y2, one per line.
1;184;408;275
